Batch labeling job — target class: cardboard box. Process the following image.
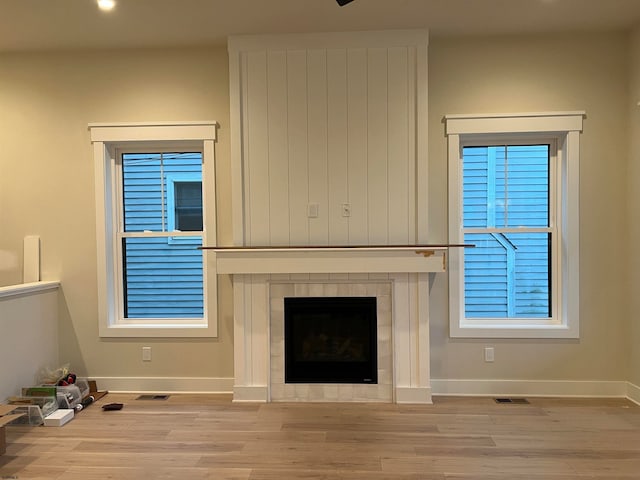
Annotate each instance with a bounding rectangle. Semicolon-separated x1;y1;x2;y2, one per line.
44;409;74;427
0;405;25;456
87;380;108;403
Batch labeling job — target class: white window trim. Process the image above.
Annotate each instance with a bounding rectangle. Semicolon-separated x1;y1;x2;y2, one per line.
89;122;218;338
446;112;583;339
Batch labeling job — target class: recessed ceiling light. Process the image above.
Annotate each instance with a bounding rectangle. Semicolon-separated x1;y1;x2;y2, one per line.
97;0;116;11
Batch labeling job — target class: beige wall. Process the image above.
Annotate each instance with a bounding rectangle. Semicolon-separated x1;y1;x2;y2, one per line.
0;30;636;386
0;47;235;378
428;32;630;382
629;26;640;388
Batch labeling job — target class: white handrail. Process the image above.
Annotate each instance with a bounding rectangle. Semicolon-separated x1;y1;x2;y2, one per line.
0;281;60;300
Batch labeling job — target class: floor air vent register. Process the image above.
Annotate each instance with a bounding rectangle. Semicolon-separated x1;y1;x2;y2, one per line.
136;394;171;401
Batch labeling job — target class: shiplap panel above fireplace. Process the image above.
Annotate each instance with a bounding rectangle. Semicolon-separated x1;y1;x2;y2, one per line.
228;30;429;247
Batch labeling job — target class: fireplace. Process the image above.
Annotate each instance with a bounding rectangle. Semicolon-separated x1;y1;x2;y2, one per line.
269;281;393;402
209;245;446;403
284;297;378;384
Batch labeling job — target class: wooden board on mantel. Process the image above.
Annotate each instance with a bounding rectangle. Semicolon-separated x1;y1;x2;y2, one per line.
200;245;472;275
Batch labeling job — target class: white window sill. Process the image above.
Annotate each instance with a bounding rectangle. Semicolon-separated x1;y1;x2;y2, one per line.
99;322;215;338
452;323;579;339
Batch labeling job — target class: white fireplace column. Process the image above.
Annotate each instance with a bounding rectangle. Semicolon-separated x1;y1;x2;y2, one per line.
392;272;432;403
232;273;271;402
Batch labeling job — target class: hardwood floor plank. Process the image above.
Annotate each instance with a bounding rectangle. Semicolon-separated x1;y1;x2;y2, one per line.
29;452;203;469
566;458;640;476
491;431;640;450
414;445;640;460
166;429;327;443
72;439;245;454
5;438;84;455
326;431;496;447
59;466;252;480
248;469;446;479
381;455;577;476
240;439;417;456
443;475;628;480
282;421;439;433
0;463;68;480
197;452;383;471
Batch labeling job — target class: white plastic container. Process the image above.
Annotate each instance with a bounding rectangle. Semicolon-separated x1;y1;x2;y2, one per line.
54;385;82;408
9;396;57;418
10;405;45;426
75;378;90;399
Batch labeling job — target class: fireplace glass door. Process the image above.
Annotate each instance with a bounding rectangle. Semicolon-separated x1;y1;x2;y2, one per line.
284;297;378;384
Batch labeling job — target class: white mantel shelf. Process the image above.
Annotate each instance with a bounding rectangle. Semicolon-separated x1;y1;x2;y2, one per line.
201;245;470;275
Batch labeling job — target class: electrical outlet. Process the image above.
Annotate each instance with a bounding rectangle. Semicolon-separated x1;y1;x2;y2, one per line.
484;347;494;363
142;346;152;362
307;203;319;218
341;203;351;217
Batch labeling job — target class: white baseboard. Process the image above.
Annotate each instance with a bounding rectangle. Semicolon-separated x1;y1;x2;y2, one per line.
233;386;269;403
627;382;640;405
90;376;234;394
395;387;433;404
431;379;629;398
87;377;640;405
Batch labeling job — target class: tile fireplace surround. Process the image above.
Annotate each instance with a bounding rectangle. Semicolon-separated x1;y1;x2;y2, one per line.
208;246;450;404
270;280;393;402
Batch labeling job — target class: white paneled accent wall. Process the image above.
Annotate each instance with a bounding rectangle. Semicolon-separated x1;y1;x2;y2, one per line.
227;31;431;403
229;30;429;246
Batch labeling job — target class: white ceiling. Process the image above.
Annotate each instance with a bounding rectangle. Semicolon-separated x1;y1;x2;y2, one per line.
1;0;640;52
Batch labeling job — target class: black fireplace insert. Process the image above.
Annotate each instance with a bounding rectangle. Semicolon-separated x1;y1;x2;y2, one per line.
284;296;377;384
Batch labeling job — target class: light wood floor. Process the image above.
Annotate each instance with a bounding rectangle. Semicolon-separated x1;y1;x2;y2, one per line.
2;393;640;479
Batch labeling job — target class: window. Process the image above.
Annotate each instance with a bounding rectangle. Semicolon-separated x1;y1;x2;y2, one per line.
172;181;203;230
90;122;218;337
463;144;552;318
120;153;204;319
446;112;583;338
166;173;203;233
